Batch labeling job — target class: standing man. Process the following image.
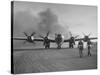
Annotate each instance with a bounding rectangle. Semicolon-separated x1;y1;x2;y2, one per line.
78;40;84;58
87;40;92;56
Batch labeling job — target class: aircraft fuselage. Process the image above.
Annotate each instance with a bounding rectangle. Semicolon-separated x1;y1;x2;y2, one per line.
55;34;64;48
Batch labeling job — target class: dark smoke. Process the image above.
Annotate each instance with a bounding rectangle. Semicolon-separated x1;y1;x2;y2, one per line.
14;8;69;37
13;8;69;48
37;8;68;36
38;8;57;33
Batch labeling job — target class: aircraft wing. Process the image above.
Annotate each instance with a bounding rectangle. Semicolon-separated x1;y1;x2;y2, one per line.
34;39;56;42
13;37;54;42
49;39;56;42
13;37;27;40
75;38;84;41
63;37;97;42
75;37;97;41
64;39;84;42
64;39;70;42
12;37;44;41
89;37;97;40
34;38;56;42
34;39;44;41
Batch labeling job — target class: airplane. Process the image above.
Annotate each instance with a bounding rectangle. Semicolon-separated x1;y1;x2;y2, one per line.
13;32;97;49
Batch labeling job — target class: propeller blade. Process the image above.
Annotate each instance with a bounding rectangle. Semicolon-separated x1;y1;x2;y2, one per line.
31;32;36;36
88;33;91;37
23;32;28;37
74;35;79;38
39;35;44;38
69;31;72;37
82;32;86;36
46;31;50;37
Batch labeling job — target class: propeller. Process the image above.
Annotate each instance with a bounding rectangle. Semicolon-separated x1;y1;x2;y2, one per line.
69;32;79;38
74;35;79;38
69;31;72;37
39;35;44;38
82;32;86;36
23;32;36;37
46;31;50;37
68;32;79;46
82;32;91;37
82;32;92;42
31;32;36;36
23;32;36;44
39;31;50;39
23;32;28;37
88;33;91;37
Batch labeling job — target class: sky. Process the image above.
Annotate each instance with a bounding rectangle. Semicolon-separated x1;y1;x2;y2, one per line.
13;1;97;39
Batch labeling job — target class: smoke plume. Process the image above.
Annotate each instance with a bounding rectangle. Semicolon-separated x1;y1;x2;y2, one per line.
13;8;69;48
37;8;68;36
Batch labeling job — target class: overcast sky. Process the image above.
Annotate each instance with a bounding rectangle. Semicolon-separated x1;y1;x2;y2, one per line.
13;1;97;38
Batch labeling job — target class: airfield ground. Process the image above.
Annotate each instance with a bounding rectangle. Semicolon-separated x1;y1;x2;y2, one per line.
13;47;97;74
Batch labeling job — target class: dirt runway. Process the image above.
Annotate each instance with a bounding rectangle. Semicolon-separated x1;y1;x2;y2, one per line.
13;48;97;74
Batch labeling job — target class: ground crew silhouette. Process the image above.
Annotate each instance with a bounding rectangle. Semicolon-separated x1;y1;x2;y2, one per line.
78;40;84;58
87;40;92;56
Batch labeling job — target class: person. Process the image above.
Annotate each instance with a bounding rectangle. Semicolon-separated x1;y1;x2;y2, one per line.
87;40;92;56
78;40;84;58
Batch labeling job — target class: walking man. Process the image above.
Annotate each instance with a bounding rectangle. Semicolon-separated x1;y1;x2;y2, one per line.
87;40;92;56
78;40;84;58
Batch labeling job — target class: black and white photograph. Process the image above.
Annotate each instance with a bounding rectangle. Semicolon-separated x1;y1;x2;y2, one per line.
11;1;97;74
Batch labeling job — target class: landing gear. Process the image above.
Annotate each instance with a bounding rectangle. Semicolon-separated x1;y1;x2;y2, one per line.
69;43;74;48
44;43;50;49
57;44;61;49
44;39;50;49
